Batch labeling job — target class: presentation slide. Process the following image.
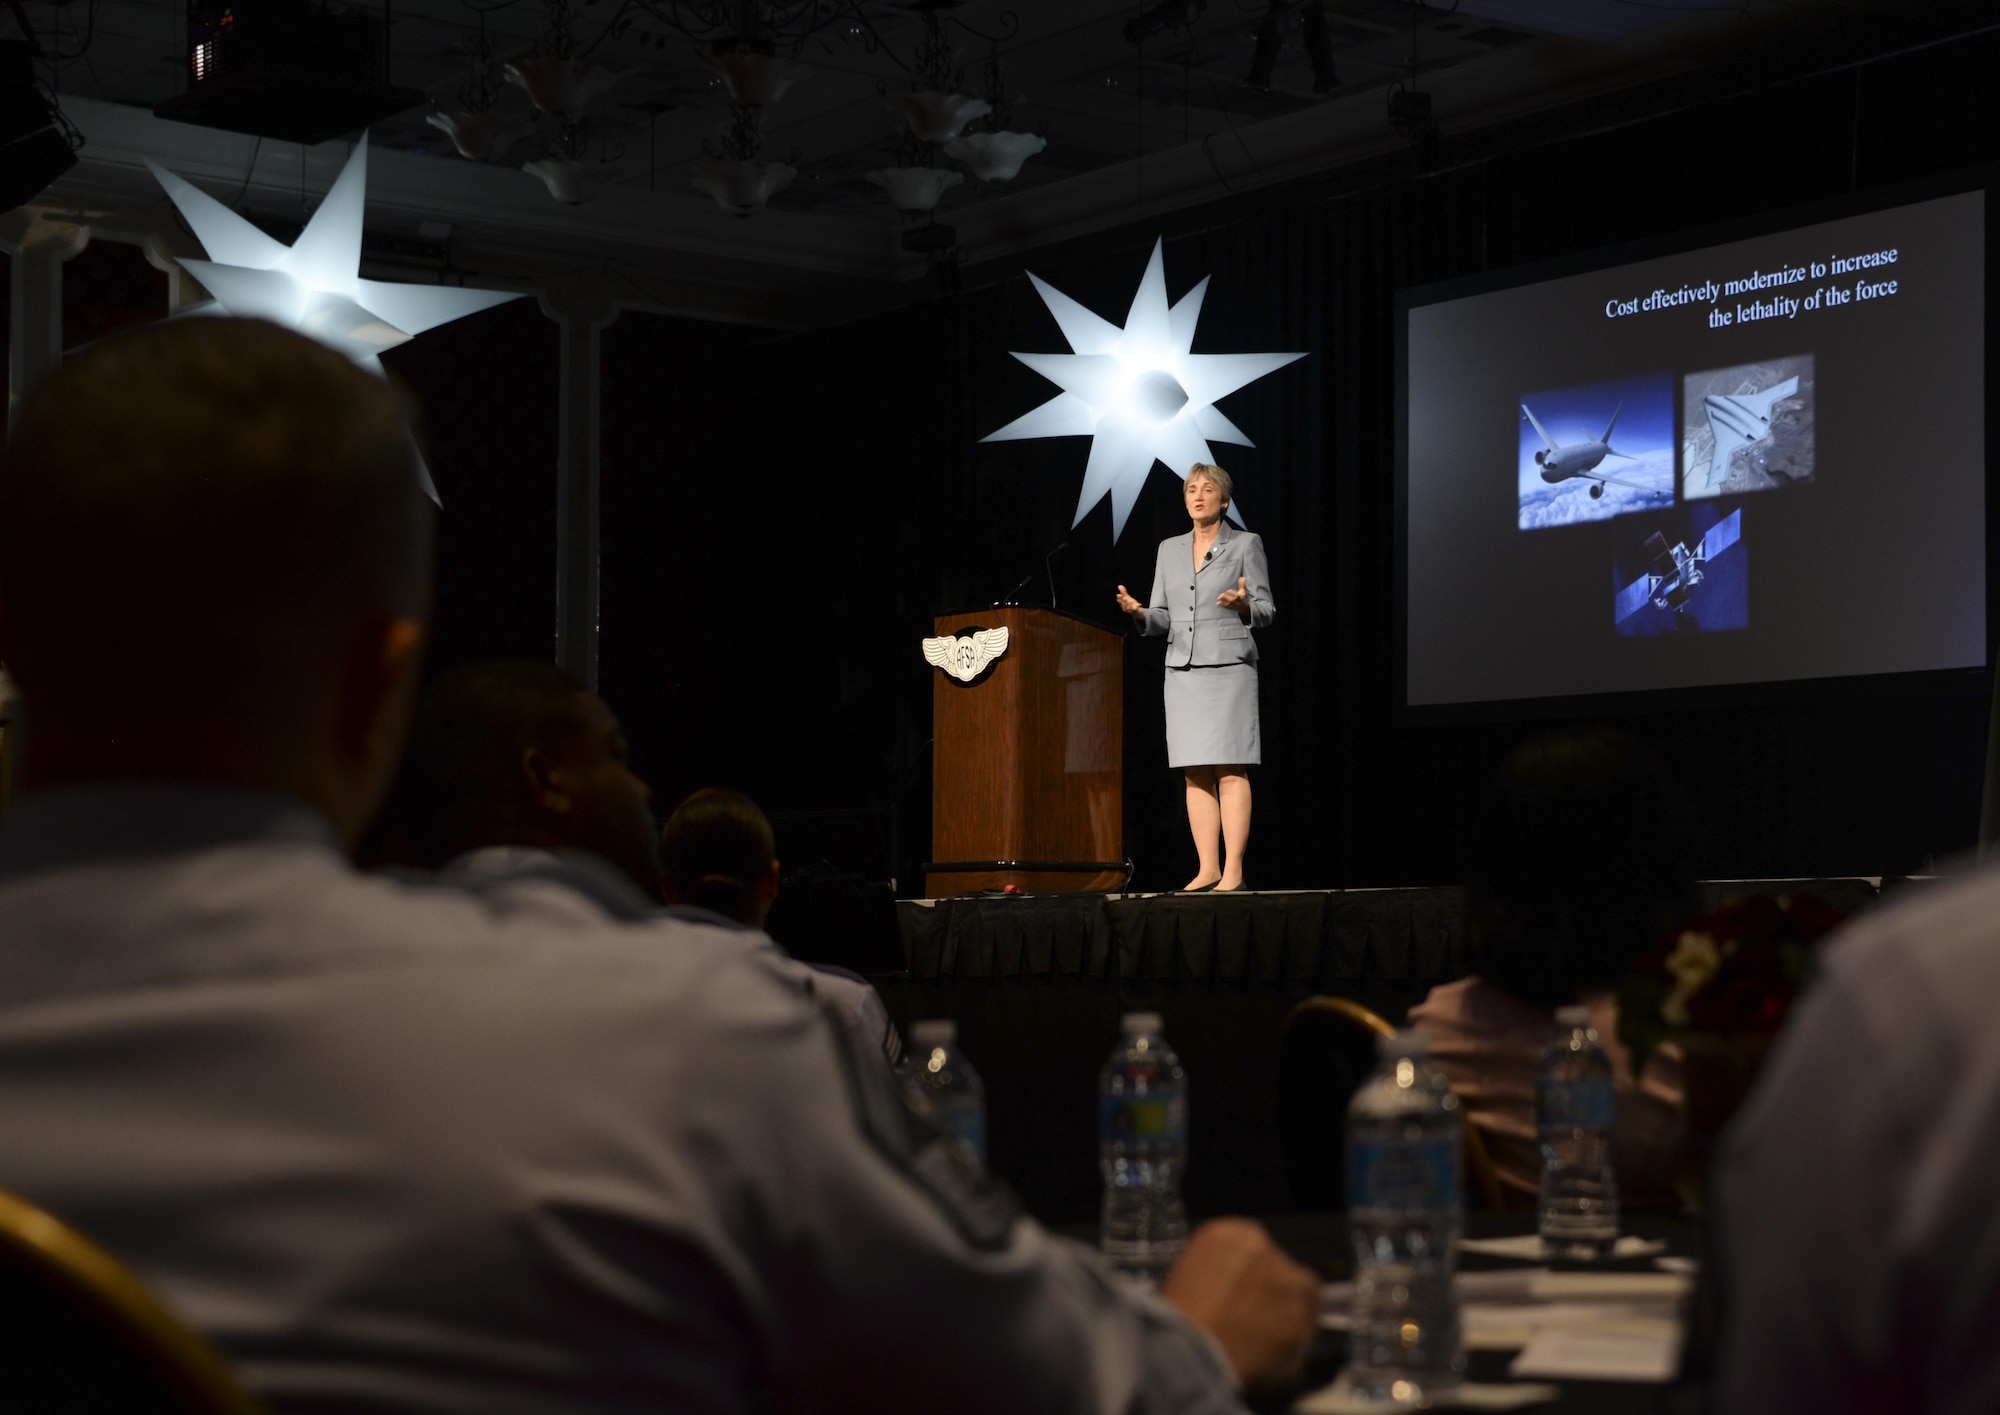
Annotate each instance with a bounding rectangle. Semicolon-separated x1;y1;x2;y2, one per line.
1403;189;1986;708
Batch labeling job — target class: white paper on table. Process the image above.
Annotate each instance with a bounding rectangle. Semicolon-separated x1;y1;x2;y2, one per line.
1457;1234;1668;1262
1509;1326;1683;1382
1463;1302;1683;1352
1529;1271;1691;1303
1295;1374;1560;1413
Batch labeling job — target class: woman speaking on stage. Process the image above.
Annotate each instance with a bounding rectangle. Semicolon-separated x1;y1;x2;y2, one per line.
1114;463;1276;893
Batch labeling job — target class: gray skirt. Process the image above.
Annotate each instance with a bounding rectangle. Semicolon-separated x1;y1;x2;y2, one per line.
1163;662;1261;768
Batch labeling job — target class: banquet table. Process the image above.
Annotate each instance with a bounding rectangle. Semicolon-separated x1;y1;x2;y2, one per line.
1067;1210;1704;1415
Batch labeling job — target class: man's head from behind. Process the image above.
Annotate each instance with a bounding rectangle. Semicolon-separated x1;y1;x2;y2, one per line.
659;788;780;928
366;662;660;893
0;318;432;841
1463;726;1702;1009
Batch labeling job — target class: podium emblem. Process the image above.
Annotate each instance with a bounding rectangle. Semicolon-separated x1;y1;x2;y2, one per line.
923;627;1010;683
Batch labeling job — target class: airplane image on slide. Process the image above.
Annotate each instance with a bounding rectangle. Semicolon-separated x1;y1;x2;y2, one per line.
1521;401;1660;499
1700;378;1797;486
1518;372;1675;530
1683;357;1814;500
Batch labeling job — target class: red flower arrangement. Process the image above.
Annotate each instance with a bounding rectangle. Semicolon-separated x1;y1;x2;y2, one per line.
1618;893;1845;1072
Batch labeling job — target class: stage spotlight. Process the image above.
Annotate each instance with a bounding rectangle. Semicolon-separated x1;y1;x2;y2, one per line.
1301;0;1339;93
1243;1;1284;91
1123;0;1205;46
0;39;75;213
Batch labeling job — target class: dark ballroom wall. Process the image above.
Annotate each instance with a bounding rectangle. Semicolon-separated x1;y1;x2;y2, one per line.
381;297;560;675
34;248;558;681
592;25;2000;894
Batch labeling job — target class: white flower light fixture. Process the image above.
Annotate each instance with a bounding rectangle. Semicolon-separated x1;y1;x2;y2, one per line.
981;238;1306;541
889;91;991;144
428;108;538;162
944;130;1046;182
148;136;523;504
702;50;813;107
868;166;962;212
692;159;796;215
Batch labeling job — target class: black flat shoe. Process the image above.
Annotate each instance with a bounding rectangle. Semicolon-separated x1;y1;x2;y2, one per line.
1182;880;1221;893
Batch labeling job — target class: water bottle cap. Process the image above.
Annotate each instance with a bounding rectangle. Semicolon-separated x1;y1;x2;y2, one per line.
910;1018;957;1046
1374;1028;1429;1060
1120;1012;1164;1035
1554;1005;1592;1028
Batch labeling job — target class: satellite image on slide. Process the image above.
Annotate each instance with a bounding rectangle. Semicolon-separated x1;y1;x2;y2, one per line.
1612;504;1748;638
1517;372;1675;530
1682;355;1814;500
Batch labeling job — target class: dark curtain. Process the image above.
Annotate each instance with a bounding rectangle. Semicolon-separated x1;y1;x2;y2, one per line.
594;29;2000;891
381;297;559;676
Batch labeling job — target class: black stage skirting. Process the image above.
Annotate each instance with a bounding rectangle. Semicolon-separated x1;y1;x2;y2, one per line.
874;879;1886;1226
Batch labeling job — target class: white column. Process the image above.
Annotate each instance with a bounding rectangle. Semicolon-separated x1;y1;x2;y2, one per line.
539;279;620;690
143;230;210;313
0;213;89;430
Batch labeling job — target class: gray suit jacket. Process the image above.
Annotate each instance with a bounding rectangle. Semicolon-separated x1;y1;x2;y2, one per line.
1138;521;1277;667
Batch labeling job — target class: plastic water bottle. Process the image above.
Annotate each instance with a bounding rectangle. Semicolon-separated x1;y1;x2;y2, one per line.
1537;1004;1619;1260
1346;1030;1465;1402
905;1019;987;1167
1099;1012;1188;1284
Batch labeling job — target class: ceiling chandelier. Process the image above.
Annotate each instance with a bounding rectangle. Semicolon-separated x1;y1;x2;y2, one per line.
425;0;1046;217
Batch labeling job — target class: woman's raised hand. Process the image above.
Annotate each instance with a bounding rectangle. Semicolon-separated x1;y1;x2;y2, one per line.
1115;584;1145;617
1217;576;1250;612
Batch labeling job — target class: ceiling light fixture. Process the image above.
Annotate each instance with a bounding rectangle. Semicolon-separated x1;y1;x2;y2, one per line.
0;35;76;211
1243;1;1285;92
1301;0;1339;93
1123;0;1206;45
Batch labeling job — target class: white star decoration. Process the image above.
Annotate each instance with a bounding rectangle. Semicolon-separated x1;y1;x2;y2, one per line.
982;238;1306;541
148;136;523;504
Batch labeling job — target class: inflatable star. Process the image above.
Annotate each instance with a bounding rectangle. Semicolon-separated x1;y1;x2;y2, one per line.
982;238;1305;541
148;136;523;503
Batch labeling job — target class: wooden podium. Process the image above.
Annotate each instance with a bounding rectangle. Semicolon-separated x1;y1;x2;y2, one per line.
925;605;1127;897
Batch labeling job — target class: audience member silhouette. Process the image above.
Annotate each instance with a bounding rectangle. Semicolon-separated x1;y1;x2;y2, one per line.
1409;727;1701;1203
368;693;903;1065
655;786;901;1061
0;317;1319;1413
659;787;783;925
360;660;659;892
1705;856;2000;1412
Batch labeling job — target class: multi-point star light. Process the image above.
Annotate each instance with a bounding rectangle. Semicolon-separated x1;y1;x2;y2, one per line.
149;136;523;503
982;238;1306;541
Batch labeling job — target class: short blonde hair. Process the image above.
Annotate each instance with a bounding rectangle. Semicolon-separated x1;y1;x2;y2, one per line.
1185;462;1233;503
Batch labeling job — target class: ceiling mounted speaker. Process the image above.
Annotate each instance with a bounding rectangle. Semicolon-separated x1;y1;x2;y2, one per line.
153;0;423;146
0;41;75;212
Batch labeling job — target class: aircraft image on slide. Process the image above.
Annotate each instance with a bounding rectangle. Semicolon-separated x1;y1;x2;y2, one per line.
1697;377;1799;488
1614;508;1744;633
1519;373;1675;530
1683;357;1814;500
1521;400;1663;501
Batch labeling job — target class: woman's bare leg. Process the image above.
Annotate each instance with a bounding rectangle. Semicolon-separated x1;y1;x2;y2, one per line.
1217;768;1252;890
1184;767;1222;889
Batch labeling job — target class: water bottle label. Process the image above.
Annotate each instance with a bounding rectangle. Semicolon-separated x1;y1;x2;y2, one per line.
1537;1077;1615;1133
1347;1139;1460;1210
1100;1094;1186;1144
942;1109;988;1166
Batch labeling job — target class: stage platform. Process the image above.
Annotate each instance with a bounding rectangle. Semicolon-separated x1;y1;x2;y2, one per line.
876;878;1888;1225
